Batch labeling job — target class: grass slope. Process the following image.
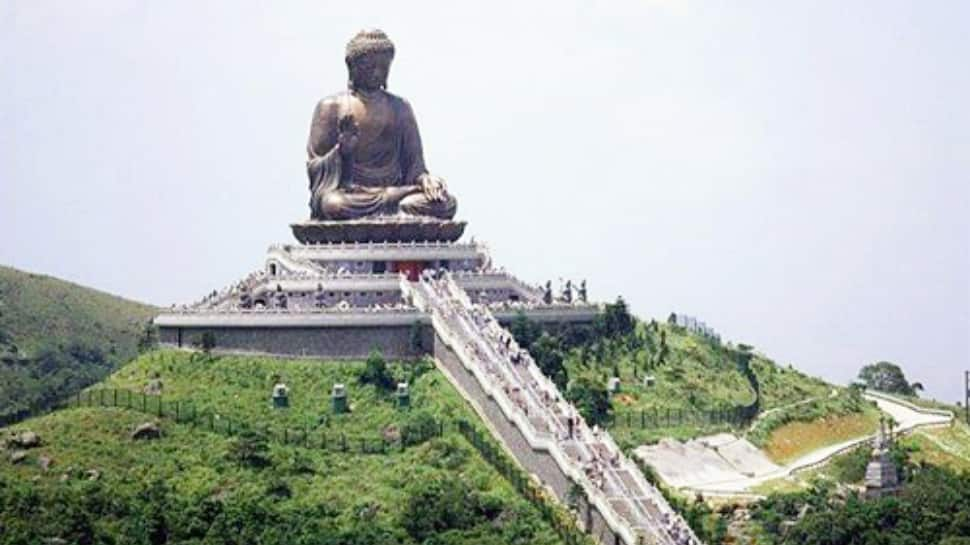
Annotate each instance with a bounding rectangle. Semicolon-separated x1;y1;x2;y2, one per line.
751;417;967;495
0;351;565;545
759;409;881;464
101;351;477;439
0;265;157;414
563;320;851;447
904;419;970;473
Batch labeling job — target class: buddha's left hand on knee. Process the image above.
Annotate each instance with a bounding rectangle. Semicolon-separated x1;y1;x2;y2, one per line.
418;173;448;202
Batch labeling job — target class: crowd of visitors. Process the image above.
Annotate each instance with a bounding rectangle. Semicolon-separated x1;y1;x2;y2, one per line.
417;272;698;545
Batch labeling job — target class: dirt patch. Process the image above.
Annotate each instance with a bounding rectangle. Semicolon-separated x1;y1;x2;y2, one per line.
763;412;878;464
615;394;636;406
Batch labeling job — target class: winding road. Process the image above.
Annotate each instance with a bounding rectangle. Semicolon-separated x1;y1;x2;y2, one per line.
638;391;954;496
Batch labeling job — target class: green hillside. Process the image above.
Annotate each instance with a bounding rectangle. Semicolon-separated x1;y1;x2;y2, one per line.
742;427;970;545
511;303;862;449
0;351;571;545
0;265;158;416
609;323;861;448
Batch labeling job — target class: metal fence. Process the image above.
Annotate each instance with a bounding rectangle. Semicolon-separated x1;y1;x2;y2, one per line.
456;419;598;545
56;388;444;455
606;404;760;429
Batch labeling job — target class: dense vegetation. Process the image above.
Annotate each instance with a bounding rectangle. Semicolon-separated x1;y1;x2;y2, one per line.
746;388;878;455
857;361;925;397
3;270;957;545
656;419;970;544
0;351;566;545
749;451;970;545
509;300;850;448
0;266;157;416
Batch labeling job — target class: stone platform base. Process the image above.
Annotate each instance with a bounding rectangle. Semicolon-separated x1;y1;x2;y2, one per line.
291;218;466;244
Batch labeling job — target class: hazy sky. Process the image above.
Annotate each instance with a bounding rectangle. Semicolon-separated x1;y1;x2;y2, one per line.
2;1;967;403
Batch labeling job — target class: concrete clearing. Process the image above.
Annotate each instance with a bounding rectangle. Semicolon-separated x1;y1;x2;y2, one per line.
634;391;953;495
634;434;781;491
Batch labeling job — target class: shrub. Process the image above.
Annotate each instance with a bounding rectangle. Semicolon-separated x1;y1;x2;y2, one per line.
228;430;270;468
359;350;395;391
509;311;541;349
401;409;439;444
531;334;568;390
192;332;216;356
137;321;159;354
401;474;480;541
566;377;612;426
602;297;635;338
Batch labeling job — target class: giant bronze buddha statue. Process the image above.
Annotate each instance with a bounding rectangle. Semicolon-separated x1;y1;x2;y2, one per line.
305;29;457;221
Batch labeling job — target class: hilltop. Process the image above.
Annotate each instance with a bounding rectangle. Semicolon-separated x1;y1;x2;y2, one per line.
0;263;870;463
0;265;157;415
0;270;921;544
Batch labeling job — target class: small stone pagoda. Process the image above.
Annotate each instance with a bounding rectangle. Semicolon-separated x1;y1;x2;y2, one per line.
154;29;597;359
864;417;900;499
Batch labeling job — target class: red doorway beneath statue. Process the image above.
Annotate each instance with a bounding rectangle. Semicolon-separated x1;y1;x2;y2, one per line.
393;261;425;281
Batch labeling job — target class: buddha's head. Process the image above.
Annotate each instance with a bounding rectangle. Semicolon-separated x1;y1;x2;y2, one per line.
346;29;395;92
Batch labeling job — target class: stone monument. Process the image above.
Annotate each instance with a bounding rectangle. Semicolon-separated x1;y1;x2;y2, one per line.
154;28;598;359
152;30;699;545
291;29;465;244
864;417;900;498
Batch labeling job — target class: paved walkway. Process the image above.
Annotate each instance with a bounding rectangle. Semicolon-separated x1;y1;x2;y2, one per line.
748;389;838;431
636;391;953;495
412;273;699;545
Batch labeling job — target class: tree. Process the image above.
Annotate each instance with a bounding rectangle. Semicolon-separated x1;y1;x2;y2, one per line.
531;334;568;389
132;479;172;544
359;349;394;391
603;297;635;338
137;321;159;353
228;430;270;468
566;377;612;426
858;361;920;396
593;340;606;365
192;332;216;356
401;409;438;443
408;321;424;352
400;474;479;541
559;323;593;349
656;330;668;365
509;311;541;349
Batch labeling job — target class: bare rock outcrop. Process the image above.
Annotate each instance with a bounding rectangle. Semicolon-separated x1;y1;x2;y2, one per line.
9;431;41;449
131;421;162;440
38;455;53;471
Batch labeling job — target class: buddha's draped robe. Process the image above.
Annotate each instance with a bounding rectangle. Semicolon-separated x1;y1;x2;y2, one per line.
306;90;457;220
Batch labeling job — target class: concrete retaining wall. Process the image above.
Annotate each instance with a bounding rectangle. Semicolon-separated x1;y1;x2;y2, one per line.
158;324;435;360
155;308;591;361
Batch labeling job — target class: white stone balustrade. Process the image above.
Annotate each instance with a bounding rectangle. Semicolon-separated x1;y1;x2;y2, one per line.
408;272;701;545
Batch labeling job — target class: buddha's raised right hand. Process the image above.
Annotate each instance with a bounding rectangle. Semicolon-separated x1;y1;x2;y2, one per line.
337;114;359;157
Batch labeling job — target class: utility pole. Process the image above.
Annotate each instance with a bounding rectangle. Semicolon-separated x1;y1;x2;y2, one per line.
965;371;969;425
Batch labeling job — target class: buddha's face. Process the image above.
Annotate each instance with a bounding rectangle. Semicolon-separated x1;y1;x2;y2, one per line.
349;52;392;91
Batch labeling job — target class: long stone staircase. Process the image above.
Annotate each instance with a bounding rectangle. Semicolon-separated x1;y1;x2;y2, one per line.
405;272;701;545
